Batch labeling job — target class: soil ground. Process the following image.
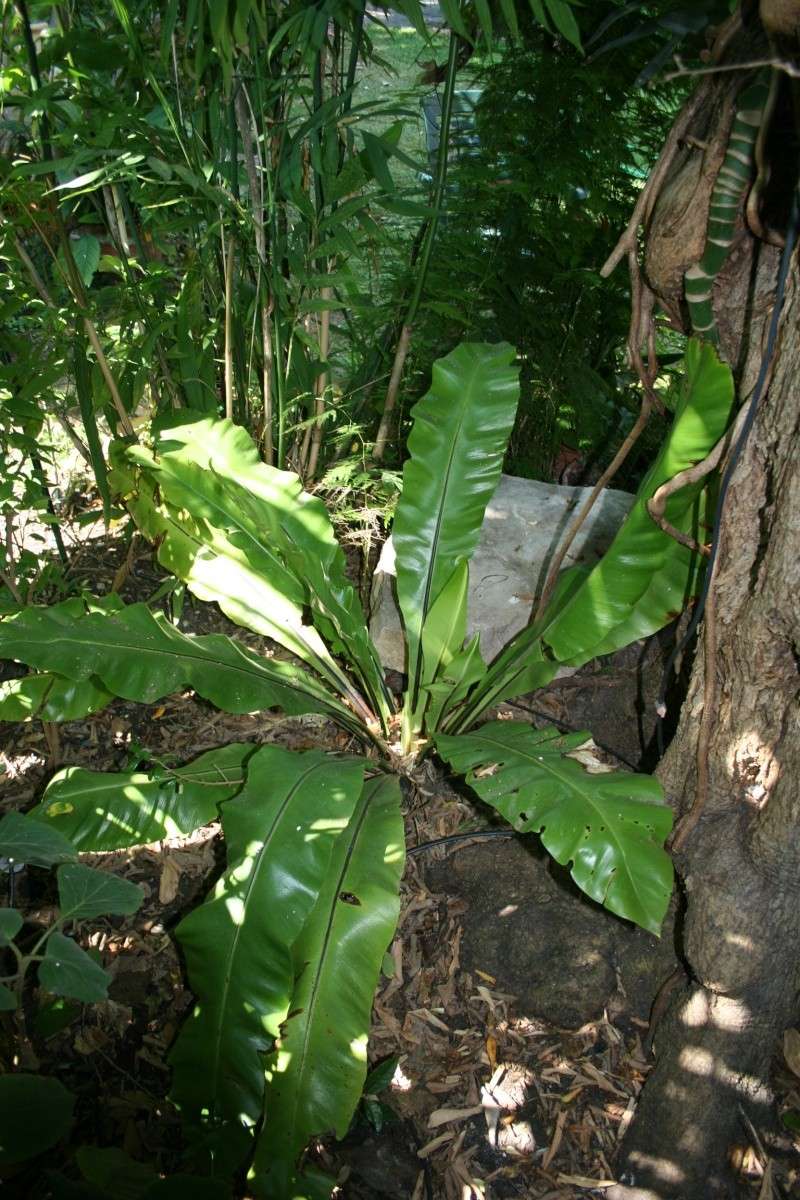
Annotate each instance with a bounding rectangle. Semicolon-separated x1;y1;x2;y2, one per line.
1;513;798;1199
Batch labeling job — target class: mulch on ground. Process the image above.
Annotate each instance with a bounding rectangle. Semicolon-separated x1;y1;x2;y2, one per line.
1;526;797;1199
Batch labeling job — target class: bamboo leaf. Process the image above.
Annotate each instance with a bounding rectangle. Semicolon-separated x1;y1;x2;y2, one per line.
253;774;404;1198
170;749;367;1133
544;0;583;49
74;331;111;522
30;745;252;852
440;0;469;38
500;0;521;38
393;343;519;741
435;722;673;934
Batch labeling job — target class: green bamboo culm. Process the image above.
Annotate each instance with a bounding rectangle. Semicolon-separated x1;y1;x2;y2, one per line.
684;73;770;342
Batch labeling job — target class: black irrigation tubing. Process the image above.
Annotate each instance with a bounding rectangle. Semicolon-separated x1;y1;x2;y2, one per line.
407;828;518;857
656;179;800;756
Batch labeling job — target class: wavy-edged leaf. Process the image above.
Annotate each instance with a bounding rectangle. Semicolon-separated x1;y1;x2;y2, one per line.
113;449;344;701
542;340;734;664
436;722;673;934
57;863;144;920
0;812;78;868
29;744;252;852
253;774;404;1199
393;343;520;741
120;415;389;723
0;672;111;723
170;749;367;1134
39;932;111;1003
0;602;363;733
0;1074;75;1165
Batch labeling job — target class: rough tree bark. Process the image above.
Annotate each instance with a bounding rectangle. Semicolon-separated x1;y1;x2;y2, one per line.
608;9;800;1199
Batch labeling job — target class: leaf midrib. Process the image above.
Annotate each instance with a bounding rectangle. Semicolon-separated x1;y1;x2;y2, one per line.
470;732;642;894
207;757;335;1112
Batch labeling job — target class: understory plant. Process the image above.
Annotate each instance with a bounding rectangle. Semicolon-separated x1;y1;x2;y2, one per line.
0;338;734;1197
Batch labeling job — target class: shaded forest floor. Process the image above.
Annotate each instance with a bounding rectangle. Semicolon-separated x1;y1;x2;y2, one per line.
1;520;798;1200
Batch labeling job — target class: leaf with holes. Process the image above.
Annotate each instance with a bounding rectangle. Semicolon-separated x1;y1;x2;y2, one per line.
435;722;672;934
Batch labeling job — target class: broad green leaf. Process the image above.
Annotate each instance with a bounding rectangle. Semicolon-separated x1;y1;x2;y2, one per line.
77;1146;155;1198
170;749;367;1132
143;1178;233;1200
0;811;78;868
253;775;404;1198
418;560;484;732
0;672;111;723
425;632;487;732
0;984;16;1010
121;415;389;723
453;566;587;730
420;559;469;688
30;744;252;851
543;341;734;665
0;907;23;945
393;343;520;742
0;1074;75;1165
57;863;144;920
114;449;341;695
39;932;112;1003
0;602;362;733
435;722;673;934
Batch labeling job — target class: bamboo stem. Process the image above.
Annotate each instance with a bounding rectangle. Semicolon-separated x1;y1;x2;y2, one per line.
372;32;460;461
224;232;235;420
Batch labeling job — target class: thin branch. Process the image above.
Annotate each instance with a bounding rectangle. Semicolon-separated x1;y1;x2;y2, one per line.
664;55;800;83
600;85;707;279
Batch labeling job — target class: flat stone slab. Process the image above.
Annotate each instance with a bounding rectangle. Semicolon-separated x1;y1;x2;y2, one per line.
370;474;635;673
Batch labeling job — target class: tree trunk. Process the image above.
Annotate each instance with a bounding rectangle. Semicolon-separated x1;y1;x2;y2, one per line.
609;23;800;1200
